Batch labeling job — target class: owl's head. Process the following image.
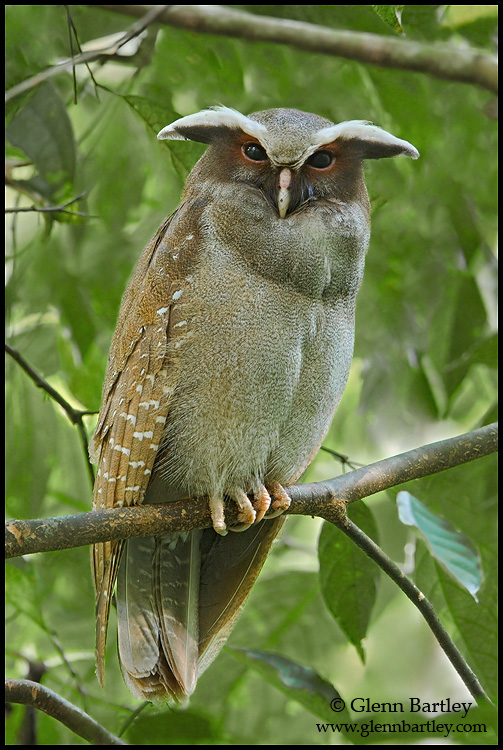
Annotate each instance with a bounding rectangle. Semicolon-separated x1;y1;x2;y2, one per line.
158;106;418;219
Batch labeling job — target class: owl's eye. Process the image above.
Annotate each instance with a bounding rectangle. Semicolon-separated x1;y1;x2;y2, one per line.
242;142;268;162
307;150;334;169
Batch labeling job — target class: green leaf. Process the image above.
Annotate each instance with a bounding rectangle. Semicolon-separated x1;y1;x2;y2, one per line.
123;94;204;181
6;559;48;631
400;5;449;40
393;455;497;701
122;94;178;136
372;6;404;34
397;491;482;598
230;648;350;723
6;81;76;202
420;353;448;417
318;503;379;660
126;710;220;745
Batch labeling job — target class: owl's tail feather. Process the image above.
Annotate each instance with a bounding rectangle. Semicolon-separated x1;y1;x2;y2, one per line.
116;516;286;704
117;531;202;704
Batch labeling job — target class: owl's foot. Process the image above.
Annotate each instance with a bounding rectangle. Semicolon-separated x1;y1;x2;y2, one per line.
209;489;257;536
264;481;291;518
209;482;290;535
252;485;272;523
229;484;271;531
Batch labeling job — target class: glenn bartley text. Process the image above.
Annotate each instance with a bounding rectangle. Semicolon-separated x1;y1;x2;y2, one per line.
349;698;472;719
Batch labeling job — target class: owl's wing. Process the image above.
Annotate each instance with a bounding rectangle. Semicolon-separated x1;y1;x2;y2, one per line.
90;213;188;685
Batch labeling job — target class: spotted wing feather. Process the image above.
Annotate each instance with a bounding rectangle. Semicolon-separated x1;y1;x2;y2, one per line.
90;215;186;684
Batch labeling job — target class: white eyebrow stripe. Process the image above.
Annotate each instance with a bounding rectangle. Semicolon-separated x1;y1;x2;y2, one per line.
313;120;419;158
157;106;267;142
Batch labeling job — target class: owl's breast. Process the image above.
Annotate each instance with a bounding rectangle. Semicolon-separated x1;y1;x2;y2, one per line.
154;216;360;497
206;185;369;301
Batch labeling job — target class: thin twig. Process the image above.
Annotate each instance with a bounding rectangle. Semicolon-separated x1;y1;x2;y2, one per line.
340;518;489;703
118;702;150;738
319;444;363;470
5;680;127;745
5;342;96;488
5;192;94;218
65;5;101;101
65;5;78;104
49;634;88;709
5;5;169;103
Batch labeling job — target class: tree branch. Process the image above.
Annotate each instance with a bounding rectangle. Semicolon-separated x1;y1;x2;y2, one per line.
5;343;96;489
90;5;498;94
290;421;498;523
5;423;497;559
340;519;489;703
5;679;127;745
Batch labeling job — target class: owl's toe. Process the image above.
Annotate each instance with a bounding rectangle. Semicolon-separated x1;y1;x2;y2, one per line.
209;495;228;536
265;481;291;518
227;486;272;531
252;485;272;523
232;488;257;523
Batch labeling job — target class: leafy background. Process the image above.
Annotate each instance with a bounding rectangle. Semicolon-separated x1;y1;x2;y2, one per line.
5;5;497;745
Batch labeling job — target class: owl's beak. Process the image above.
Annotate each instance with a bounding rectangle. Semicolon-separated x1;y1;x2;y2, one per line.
278;168;292;219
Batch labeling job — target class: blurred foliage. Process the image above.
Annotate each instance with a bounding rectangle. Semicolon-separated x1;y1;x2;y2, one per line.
5;4;497;746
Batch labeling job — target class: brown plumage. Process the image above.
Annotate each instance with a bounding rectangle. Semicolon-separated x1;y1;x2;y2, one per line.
90;106;418;703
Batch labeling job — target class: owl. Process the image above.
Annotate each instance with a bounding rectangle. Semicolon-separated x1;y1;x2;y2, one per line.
89;106;418;704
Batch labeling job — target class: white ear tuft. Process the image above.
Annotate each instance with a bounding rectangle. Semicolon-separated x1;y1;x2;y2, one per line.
157;106;267;144
314;120;419;160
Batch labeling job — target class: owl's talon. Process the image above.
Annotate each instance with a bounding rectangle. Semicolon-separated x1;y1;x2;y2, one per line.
231;488;256;526
264;481;291;518
228;485;272;531
228;521;253;533
213;522;228;536
212;488;256;533
252;485;272;523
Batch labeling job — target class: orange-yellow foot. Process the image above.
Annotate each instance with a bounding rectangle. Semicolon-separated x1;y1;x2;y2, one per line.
227;485;273;532
209;482;290;534
251;485;272;523
264;481;291;518
209;489;256;536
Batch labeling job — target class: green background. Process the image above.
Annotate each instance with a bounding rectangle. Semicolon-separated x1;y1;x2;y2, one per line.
6;5;497;745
